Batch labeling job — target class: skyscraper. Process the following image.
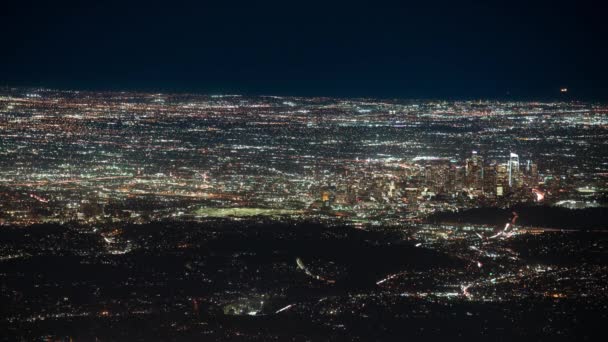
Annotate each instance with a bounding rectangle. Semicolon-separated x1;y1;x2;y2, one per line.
508;152;520;188
465;151;484;190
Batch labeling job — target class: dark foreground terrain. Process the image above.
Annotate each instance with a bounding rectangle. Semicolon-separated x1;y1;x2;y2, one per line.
1;220;607;341
427;205;608;230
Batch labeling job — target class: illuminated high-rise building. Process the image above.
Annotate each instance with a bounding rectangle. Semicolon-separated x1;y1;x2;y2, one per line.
465;151;484;190
321;191;331;207
530;162;538;180
522;159;539;187
496;163;509;196
483;161;497;195
508;152;520;188
388;180;396;198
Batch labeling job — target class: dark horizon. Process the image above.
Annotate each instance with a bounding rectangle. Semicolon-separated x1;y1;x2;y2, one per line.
0;83;602;104
2;0;607;101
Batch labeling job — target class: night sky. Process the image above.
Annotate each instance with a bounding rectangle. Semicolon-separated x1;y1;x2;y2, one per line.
1;0;606;100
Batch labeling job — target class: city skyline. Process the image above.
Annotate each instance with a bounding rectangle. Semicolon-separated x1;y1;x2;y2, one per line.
2;87;605;226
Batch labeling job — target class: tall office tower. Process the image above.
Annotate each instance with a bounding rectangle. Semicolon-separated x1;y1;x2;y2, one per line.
321;191;332;207
436;163;451;192
446;164;457;192
508;152;520;188
483;162;497;195
453;165;466;190
465;151;484;190
529;161;538;179
496;163;509;196
387;180;396;198
521;159;539;187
